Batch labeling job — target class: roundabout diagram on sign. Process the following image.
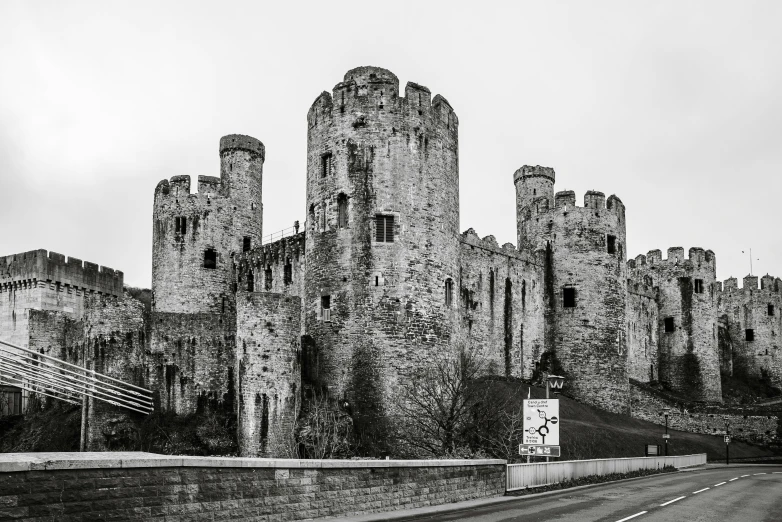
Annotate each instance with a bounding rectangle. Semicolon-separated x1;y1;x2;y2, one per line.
527;409;558;444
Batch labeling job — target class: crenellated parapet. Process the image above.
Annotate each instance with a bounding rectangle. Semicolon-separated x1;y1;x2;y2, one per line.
459;228;538;264
628;247;716;289
236;232;306;297
0;249;123;296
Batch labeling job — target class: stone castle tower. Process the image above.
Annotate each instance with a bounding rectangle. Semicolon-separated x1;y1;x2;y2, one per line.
515;166;630;413
150;135;264;414
304;66;460;435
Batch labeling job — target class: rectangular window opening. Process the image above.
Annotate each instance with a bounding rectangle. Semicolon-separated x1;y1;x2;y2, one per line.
563;287;576;308
664;317;675;333
284;263;292;285
321;295;331;322
376;214;395;242
321;153;333;178
243;236;251;252
203;249;217;269
607;235;616;254
445;279;453;306
694;279;704;294
769;304;775;316
746;329;755;342
175;216;187;235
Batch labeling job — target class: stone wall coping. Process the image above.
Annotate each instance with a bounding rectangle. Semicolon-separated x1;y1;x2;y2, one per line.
0;452;506;473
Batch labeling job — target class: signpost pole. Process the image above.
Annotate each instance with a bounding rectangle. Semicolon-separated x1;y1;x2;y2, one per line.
545;381;550;463
726;439;729;465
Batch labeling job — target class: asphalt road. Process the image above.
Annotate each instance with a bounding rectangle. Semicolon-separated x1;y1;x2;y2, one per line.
411;466;782;522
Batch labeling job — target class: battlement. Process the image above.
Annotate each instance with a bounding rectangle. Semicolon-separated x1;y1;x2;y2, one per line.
308;67;457;131
529;190;625;216
514;165;555;183
719;273;782;294
0;249;123;296
219;134;265;159
240;232;306;272
198;175;221;193
459;228;528;260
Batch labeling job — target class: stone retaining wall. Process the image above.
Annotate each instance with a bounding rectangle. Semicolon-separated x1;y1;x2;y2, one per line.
0;453;505;521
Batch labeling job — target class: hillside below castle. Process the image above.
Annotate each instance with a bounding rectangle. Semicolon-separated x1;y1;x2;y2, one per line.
1;66;779;454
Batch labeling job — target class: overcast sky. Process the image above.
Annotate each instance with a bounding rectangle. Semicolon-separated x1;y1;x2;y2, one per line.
1;1;780;288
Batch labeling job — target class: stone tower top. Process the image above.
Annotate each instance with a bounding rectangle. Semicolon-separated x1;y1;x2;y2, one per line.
514;165;556;183
219;134;265;159
343;66;400;90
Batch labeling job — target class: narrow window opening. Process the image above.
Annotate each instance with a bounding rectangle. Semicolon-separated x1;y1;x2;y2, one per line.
264;266;272;291
375;214;395;242
445;278;453;306
489;270;495;316
375;276;379;286
337;194;348;228
607;235;616;254
203;249;217;269
284;261;292;285
664;317;675;333
533;188;537;195
694;279;704;294
175;216;187;235
746;329;755;342
243;236;251;252
769;304;775;316
246;271;254;292
563;287;576;308
321;152;333;178
321;295;331;322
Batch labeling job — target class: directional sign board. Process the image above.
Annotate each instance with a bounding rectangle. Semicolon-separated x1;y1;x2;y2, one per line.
523;399;559;446
662;433;671;439
724;436;731;443
519;444;561;457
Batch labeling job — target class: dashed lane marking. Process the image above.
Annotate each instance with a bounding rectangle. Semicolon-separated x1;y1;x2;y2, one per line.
616;512;648;522
728;478;738;481
754;473;767;475
714;482;727;486
741;475;750;477
693;488;710;494
660;496;686;507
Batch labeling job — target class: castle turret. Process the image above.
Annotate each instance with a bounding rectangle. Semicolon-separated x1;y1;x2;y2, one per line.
304;66;459;441
150;135;264;414
517;171;629;414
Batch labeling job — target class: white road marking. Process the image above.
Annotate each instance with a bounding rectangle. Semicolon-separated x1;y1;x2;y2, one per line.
773;472;782;474
741;474;750;477
728;478;738;481
714;482;727;486
693;487;710;494
616;512;648;522
754;473;767;475
660;496;686;506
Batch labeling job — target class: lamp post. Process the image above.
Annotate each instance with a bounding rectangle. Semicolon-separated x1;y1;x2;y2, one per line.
663;407;670;456
545;375;565;463
725;420;730;466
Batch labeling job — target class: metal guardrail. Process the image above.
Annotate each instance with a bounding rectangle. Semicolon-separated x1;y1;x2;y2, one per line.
506;454;707;492
0;338;153;415
262;223;301;245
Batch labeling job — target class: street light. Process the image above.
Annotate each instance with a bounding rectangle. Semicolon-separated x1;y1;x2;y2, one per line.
546;375;565;399
662;407;671;456
544;375;565;463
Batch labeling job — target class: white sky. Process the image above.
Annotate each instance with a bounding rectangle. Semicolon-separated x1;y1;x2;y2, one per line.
1;1;780;288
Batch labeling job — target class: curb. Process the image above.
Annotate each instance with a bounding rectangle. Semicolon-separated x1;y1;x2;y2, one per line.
337;467;700;521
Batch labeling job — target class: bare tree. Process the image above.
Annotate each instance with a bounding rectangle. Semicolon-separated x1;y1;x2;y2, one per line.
296;390;354;459
394;346;492;457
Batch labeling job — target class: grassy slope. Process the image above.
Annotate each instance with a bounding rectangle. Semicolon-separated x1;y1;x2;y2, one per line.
514;381;779;462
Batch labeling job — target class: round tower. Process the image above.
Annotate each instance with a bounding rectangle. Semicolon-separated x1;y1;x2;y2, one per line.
150;135;264;414
304;66;460;442
514;165;555;249
521;181;629;414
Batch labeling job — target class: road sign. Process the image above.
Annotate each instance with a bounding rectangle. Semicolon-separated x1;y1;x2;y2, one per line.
523;399;559;446
662;433;670;439
724;436;731;443
645;444;662;456
519;444;561;457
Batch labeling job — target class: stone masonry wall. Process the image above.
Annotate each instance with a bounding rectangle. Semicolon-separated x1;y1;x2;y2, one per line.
626;283;659;383
236;292;301;457
717;275;782;388
516;172;630;414
237;233;306;301
0;455;506;521
457;229;544;379
628;248;722;402
631;383;778;444
304;67;460;439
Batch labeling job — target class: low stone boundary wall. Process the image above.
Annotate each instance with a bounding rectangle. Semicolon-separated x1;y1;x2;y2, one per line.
0;452;505;521
506;454;705;491
631;383;778;444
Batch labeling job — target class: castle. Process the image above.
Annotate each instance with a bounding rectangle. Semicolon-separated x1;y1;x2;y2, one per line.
2;66;780;453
